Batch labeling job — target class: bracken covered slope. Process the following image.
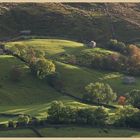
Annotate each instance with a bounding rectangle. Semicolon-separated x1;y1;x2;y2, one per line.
0;3;140;43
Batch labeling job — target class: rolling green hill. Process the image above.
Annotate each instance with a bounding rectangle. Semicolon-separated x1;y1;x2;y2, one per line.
5;39;140;98
0;39;121;123
0;2;140;137
0;55;66;106
0;37;140;137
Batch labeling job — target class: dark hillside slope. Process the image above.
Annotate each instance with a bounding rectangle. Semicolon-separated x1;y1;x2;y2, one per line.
0;3;140;43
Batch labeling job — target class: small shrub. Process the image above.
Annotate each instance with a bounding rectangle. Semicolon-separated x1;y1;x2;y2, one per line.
126;89;140;109
118;96;126;106
17;115;30;126
107;39;127;54
0;123;9;128
8;120;17;128
10;65;22;82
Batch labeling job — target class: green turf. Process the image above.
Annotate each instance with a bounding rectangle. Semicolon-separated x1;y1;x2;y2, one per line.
0;55;69;106
5;39;85;57
55;61;140;98
1;38;140;137
0;101;91;115
6;38;137;97
0;126;139;137
0;129;37;137
0;54;111;123
38;126;140;137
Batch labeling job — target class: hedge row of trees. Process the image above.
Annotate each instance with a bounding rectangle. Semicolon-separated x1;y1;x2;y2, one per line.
45;101;140;128
47;101;109;126
114;106;140;128
0;102;139;129
47;101;140;128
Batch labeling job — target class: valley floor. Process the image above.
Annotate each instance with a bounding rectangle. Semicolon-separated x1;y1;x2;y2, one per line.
0;126;140;137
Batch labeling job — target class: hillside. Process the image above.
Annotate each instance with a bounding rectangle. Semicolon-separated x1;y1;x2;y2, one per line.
0;55;67;105
5;39;140;98
0;3;140;43
0;3;140;137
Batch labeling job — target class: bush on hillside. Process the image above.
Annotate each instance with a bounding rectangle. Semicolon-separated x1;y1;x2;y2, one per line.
10;65;22;82
30;58;56;79
0;123;9;128
107;39;127;54
10;44;27;57
91;54;124;71
114;106;140;128
26;47;45;61
17;115;30;126
8;120;17;128
126;89;140;109
126;45;140;75
83;82;117;104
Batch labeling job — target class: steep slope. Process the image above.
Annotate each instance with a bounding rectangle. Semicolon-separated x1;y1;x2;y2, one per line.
0;3;140;43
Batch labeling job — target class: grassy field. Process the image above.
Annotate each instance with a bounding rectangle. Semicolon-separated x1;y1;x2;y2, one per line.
0;126;139;137
0;54;113;123
5;39;85;57
0;129;37;137
0;55;68;106
56;61;140;97
1;38;140;137
37;126;140;137
0;100;103;122
6;38;140;98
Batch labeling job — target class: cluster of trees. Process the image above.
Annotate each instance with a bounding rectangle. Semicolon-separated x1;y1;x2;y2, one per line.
81;42;140;76
43;100;140;128
107;39;128;54
83;81;140;110
91;54;125;71
10;44;56;79
114;106;140;128
30;58;56;79
24;47;56;79
83;82;117;104
1;101;139;129
126;45;140;75
47;101;109;126
126;89;140;109
77;52;127;72
95;40;140;76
